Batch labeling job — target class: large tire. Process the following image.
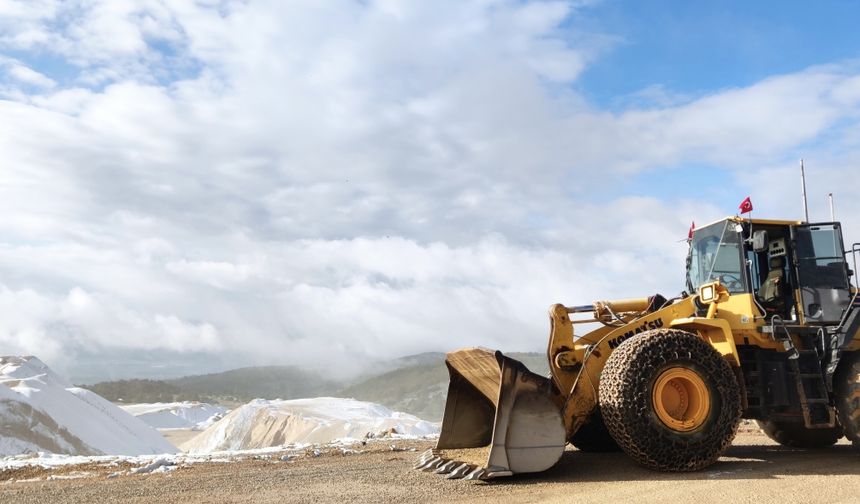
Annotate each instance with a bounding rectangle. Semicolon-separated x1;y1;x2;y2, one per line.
755;420;842;448
835;351;860;447
569;410;620;452
599;329;741;471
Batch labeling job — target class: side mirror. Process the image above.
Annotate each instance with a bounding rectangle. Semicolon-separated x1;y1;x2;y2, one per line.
752;230;768;253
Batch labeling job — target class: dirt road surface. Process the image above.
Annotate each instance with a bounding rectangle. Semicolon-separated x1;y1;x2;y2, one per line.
3;430;858;504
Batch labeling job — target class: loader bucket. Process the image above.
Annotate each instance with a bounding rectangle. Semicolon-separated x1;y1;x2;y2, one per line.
418;348;566;480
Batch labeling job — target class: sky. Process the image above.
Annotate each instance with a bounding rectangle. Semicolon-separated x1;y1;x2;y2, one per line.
2;0;860;382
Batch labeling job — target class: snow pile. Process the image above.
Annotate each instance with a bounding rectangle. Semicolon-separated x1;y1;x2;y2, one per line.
119;402;229;430
0;356;176;457
182;397;439;453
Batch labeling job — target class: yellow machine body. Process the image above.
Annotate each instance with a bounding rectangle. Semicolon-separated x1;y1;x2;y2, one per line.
418;216;860;480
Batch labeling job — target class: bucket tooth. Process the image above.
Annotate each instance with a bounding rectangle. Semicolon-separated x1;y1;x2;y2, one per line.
415;457;437;471
435;460;457;474
446;463;473;479
419;457;443;472
413;450;436;469
464;467;487;481
484;469;514;479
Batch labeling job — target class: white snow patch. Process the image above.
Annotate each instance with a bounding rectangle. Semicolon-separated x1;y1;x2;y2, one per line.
182;397;439;453
129;457;177;474
0;356;177;456
46;471;94;480
118;402;229;430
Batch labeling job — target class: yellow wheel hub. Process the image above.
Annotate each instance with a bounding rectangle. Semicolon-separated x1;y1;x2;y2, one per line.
652;367;711;432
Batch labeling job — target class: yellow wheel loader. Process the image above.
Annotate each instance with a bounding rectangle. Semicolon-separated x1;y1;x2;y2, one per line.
415;216;860;480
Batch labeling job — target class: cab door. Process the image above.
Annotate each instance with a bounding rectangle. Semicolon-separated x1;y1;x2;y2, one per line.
792;223;851;324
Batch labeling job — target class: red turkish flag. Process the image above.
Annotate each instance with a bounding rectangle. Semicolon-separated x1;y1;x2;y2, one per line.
688;221;695;241
739;196;754;214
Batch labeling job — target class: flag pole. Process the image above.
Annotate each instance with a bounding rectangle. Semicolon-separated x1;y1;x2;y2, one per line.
748;208;753;247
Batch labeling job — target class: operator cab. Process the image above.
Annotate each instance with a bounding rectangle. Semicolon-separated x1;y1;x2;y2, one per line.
687;218;852;324
747;226;793;318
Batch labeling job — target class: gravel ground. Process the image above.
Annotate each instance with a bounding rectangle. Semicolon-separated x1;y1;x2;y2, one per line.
2;431;859;504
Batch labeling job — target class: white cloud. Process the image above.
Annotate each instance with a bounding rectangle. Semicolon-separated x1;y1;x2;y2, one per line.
6;63;56;88
166;259;258;288
0;285;222;363
0;1;859;377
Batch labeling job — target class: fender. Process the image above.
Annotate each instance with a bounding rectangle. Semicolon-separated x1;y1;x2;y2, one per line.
670;317;740;367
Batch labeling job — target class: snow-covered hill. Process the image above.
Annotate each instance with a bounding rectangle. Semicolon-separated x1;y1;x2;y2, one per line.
0;356;176;456
182;397;439;453
119;402;229;430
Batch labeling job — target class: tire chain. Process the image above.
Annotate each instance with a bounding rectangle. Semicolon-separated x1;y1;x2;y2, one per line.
835;351;860;446
599;328;742;471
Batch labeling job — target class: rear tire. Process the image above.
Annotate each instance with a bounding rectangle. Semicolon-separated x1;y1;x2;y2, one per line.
755;420;842;448
835;351;860;447
569;410;620;452
600;329;741;471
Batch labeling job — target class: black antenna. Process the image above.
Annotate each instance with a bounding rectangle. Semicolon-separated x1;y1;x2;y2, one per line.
800;159;810;223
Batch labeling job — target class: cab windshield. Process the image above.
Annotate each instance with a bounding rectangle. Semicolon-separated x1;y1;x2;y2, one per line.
687;220;748;294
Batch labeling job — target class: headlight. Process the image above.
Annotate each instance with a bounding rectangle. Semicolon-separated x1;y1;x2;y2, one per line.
699;285;715;303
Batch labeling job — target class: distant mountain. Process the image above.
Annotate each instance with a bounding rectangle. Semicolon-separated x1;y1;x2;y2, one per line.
169;366;339;402
338;352;549;421
82;352;551;422
84;366;339;405
84;379;189;403
338;361;448;421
